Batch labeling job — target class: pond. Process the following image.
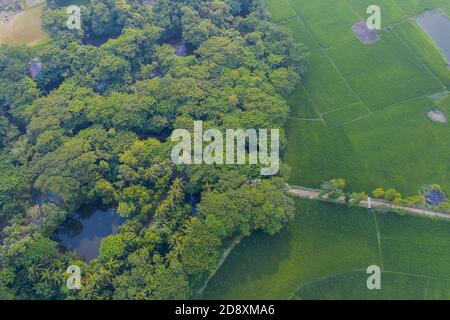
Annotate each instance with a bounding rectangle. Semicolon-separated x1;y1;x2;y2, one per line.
56;207;125;262
416;9;450;66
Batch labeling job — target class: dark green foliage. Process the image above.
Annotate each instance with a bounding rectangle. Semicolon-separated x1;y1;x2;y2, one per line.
0;0;304;300
0;155;31;219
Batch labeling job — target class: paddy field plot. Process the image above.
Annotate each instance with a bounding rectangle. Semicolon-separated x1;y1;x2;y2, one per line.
286;96;450;194
301;51;360;113
280;0;450;195
287;0;361;48
202;199;450;299
326;31;443;110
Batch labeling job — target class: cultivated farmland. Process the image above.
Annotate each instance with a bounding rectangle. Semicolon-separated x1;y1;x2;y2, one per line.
279;0;450;195
203;198;450;299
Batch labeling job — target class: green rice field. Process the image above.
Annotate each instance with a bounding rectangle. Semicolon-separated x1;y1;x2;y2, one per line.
203;0;450;300
278;0;450;195
202;199;450;299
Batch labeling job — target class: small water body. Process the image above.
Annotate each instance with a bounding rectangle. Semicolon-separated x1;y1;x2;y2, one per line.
56;207;125;262
0;218;8;245
416;10;450;66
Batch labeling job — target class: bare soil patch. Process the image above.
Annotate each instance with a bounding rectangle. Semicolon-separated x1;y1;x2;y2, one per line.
352;20;380;44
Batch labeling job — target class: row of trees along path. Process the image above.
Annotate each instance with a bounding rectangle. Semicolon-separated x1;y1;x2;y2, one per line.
288;187;450;220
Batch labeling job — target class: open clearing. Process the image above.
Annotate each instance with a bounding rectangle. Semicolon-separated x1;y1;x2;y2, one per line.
0;4;48;46
202;198;450;299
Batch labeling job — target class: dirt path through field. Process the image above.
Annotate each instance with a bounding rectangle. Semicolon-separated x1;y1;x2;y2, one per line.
288;187;450;219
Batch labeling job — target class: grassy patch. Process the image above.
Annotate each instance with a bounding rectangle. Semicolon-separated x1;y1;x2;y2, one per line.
288;0;360;47
375;212;450;280
0;5;48;46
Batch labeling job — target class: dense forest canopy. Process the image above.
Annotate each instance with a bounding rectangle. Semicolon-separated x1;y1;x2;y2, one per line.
0;0;305;299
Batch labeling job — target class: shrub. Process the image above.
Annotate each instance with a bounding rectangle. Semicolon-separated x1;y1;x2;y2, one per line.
385;188;401;202
372;188;385;199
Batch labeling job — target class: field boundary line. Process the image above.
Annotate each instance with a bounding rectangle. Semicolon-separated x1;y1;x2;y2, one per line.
384;270;450;282
343;0;364;21
290;269;449;300
385;17;413;29
324;112;372;129
321;46;372;114
298;82;326;124
388;2;411;21
322;47;370;114
369;93;434;115
391;26;447;91
285;0;369;115
288;117;323;121
321;101;366;116
275;15;297;25
195;235;244;298
423;277;432;299
343;0;410;29
324;37;359;51
370;209;384;269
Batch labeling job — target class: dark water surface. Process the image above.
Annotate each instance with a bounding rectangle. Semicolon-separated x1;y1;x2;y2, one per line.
56;207;125;261
0;218;8;245
416;10;450;65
